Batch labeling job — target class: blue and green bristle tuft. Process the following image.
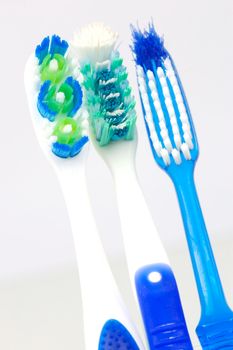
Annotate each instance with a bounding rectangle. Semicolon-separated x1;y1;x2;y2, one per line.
99;320;140;350
35;35;88;158
131;24;198;170
81;52;136;146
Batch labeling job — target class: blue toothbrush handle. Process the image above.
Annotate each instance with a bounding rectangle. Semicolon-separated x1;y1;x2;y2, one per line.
170;161;233;348
99;319;140;350
135;263;193;349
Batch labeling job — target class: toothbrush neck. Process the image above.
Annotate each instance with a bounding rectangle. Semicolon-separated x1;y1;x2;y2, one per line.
170;162;232;322
112;161;169;276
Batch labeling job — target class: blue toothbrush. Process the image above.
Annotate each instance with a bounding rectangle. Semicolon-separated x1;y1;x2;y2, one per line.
131;23;233;349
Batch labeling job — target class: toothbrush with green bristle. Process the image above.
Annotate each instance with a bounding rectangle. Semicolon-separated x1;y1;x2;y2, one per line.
24;34;145;350
72;22;193;349
131;23;233;349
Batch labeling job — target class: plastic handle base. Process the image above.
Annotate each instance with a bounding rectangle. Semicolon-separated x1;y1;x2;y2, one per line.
135;263;193;349
98;319;140;350
196;316;233;349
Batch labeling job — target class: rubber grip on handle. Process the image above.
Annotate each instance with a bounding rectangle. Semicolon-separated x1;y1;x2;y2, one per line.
99;319;140;350
135;263;193;349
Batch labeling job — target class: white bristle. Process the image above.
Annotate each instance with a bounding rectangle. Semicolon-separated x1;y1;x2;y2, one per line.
63;124;73;134
170;116;178;127
56;92;65;104
164;59;194;149
177;102;186;114
160;129;168;139
181;143;191;160
44;126;53;138
184;133;194;149
160;148;170;166
157;67;164;78
180;112;189;123
147;119;154;131
157;108;165;121
99;77;117;86
105;92;120;100
159;120;166;130
164;138;173;153
143;100;151;114
49;59;59;72
72;22;118;66
167;105;174;116
172;149;182;165
151;90;158;101
163;87;170;98
173;84;180;95
154;100;161;110
49;135;58;144
150;130;158;142
172;125;179;135
154;141;162;156
174;134;182;150
182;123;192;136
145;114;153;124
160;77;167;87
146;70;154;80
148;79;156;90
137;65;144;77
96;60;111;72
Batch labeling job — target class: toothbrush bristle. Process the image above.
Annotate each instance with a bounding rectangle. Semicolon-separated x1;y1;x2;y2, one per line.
132;24;198;168
99;320;140;350
32;35;88;158
131;24;168;71
72;22;118;66
72;22;137;146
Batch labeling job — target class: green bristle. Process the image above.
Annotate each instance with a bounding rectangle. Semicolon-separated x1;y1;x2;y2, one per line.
81;51;136;146
40;53;68;84
53;117;81;145
111;57;123;70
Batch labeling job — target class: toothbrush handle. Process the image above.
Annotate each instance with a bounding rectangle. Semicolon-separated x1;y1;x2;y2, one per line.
171;163;233;347
113;167;192;348
135;263;193;349
57;163;144;350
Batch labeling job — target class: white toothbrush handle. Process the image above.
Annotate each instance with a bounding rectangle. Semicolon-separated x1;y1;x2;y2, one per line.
113;164;169;282
55;157;145;350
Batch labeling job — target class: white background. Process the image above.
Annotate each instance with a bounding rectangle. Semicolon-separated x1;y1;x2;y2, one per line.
0;0;233;348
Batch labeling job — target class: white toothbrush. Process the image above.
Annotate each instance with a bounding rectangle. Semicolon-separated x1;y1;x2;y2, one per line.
72;22;193;349
24;35;145;350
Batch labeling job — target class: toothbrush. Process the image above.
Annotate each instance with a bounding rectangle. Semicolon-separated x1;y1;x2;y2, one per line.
132;23;233;349
72;22;193;349
24;34;145;350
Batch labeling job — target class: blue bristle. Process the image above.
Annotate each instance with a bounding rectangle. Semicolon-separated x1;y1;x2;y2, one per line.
52;142;71;158
131;23;168;71
70;136;89;157
37;81;57;121
35;35;68;65
50;35;68;57
104;96;122;113
112;126;128;139
35;36;50;65
99;320;139;350
52;136;88;159
65;77;83;117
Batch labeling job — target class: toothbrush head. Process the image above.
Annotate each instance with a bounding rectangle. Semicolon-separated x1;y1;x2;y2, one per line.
25;35;88;159
131;24;199;171
72;22;137;146
99;320;140;350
